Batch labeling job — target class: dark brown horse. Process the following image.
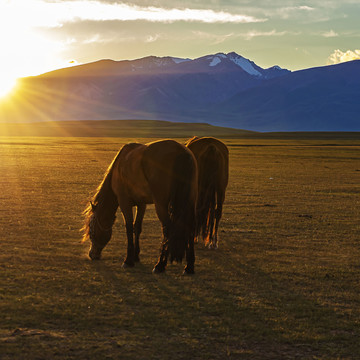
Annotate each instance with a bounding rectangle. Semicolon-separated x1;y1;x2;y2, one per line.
82;139;198;274
186;136;229;249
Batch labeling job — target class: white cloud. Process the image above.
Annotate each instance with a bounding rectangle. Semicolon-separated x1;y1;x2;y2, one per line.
192;29;287;44
82;34;117;44
4;0;266;26
241;30;287;40
145;34;162;43
322;30;338;38
274;5;315;19
327;49;360;64
296;6;315;11
191;31;235;44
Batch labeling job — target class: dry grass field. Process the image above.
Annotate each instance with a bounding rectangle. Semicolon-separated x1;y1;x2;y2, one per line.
0;135;359;359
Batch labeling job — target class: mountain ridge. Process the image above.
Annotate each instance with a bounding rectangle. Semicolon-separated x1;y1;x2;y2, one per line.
34;52;289;79
1;52;359;131
212;59;360;131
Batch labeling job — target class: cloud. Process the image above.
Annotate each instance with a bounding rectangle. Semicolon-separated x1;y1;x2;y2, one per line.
262;4;334;23
191;31;235;45
192;29;287;44
145;34;163;43
9;0;266;26
327;49;360;64
322;30;338;37
240;30;287;40
272;5;315;19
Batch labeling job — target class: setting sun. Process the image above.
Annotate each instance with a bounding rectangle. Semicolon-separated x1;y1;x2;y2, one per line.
0;75;17;98
0;0;78;99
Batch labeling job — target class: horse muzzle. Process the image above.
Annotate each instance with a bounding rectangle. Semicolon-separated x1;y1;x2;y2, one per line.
89;246;102;260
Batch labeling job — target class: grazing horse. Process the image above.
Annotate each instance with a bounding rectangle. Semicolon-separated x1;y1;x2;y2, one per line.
186;136;229;249
82;140;198;274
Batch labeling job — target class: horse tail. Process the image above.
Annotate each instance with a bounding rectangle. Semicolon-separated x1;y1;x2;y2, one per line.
168;150;197;263
196;145;219;245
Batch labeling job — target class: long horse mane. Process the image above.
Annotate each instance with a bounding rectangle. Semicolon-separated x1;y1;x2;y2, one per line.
81;150;122;242
185;136;199;147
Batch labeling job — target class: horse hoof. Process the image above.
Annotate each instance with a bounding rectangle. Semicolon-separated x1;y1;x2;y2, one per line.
182;268;195;276
208;243;218;250
152;266;165;274
122;262;134;268
89;255;101;261
89;249;101;260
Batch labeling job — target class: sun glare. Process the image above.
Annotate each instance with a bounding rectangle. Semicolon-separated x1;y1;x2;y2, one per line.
0;0;74;98
0;76;17;98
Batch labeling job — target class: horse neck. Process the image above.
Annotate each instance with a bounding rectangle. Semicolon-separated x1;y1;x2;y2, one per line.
95;179;119;224
99;193;118;218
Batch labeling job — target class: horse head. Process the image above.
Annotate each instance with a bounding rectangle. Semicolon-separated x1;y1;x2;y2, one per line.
87;202;115;260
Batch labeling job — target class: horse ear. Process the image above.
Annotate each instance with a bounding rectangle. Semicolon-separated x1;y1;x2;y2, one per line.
90;201;97;212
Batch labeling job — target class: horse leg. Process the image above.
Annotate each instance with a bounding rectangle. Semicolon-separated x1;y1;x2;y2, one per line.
134;204;146;262
213;191;225;249
153;204;170;273
183;236;195;275
121;204;135;267
207;206;216;249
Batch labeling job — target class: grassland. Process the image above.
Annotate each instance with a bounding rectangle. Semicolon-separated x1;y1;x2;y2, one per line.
0;134;359;359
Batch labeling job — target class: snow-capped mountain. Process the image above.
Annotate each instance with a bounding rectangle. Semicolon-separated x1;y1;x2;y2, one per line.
203;52;287;79
1;52;359;131
37;52;288;78
129;56;190;71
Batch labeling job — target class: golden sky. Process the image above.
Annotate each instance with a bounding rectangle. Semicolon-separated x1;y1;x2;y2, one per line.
1;0;360;96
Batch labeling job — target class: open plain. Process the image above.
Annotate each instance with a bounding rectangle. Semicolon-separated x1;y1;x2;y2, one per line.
1;132;359;359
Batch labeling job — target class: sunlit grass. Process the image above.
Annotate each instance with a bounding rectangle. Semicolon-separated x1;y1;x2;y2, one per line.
0;135;359;359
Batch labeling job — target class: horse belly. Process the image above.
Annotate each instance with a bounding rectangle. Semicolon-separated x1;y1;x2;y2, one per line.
128;179;153;204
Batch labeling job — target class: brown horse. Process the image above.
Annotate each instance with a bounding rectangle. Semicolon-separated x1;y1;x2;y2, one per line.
82;139;198;274
186;136;229;249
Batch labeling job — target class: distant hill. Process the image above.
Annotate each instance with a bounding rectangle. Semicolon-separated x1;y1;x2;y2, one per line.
0;120;255;138
212;60;360;131
2;120;359;141
0;52;359;131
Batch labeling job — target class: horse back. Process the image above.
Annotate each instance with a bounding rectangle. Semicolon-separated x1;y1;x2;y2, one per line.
141;140;197;203
111;143;153;204
187;137;228;157
187;137;229;187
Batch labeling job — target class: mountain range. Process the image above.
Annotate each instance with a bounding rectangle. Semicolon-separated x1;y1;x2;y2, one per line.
1;52;359;131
